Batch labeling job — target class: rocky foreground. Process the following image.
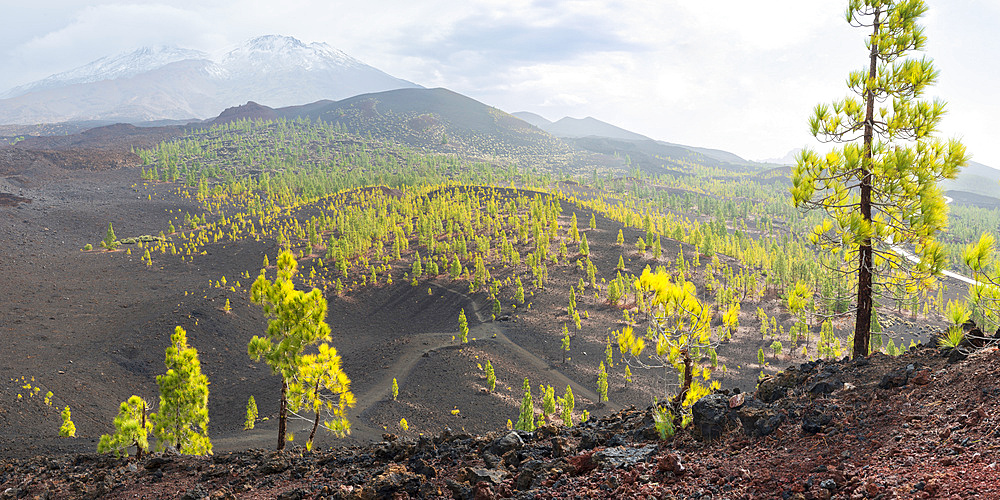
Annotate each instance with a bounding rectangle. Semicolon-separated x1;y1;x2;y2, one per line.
2;343;998;499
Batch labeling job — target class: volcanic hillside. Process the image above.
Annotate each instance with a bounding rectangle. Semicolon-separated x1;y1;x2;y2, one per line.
1;93;996;499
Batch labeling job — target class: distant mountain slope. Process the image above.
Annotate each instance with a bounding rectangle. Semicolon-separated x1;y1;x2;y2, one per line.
305;88;570;164
0;35;419;125
565;136;748;174
513;111;750;167
658;141;748;165
513;113;650;142
942;160;1000;201
510;111;552;129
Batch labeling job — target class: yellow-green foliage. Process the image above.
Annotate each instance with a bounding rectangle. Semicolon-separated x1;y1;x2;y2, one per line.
458;308;469;343
618;267;720;409
101;222;119;250
484;360;496;392
597;362;608;403
289;342;355;448
151;326;212;455
791;0;968;356
98;396;152;458
244;396;258;430
653;405;675;440
59;406;76;438
249;250;340;449
514;378;535;432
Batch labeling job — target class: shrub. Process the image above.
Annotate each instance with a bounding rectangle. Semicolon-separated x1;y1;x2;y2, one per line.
59;406;76;438
244;396;258;430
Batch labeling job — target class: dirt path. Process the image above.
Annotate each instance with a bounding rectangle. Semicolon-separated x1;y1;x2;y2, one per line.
336;283;611;443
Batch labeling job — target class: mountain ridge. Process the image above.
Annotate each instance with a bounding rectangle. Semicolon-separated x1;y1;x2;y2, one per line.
0;35;419;125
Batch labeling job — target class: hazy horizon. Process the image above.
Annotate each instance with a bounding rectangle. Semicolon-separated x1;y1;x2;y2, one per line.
2;1;997;166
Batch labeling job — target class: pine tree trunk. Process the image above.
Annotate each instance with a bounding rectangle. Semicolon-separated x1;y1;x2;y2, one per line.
307;379;321;448
137;401;146;459
672;350;694;405
308;410;320;448
853;7;881;359
277;380;288;451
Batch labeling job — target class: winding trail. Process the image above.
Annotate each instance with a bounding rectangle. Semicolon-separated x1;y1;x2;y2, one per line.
341;281;607;443
889;195;979;286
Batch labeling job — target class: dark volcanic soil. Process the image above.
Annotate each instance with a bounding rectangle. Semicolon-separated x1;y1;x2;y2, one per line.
1;127;985;499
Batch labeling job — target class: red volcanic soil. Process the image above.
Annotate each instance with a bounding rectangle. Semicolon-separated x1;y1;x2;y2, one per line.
2;342;998;499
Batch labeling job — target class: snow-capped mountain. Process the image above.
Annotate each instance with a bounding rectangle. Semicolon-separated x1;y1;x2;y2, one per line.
0;35;419;125
219;35;363;76
1;46;210;99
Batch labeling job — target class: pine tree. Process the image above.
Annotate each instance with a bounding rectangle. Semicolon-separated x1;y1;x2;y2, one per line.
540;385;556;424
589;213;596;230
616;229;624;246
249;250;335;450
635;237;646;255
101;222;119;250
392;378;399;400
492;298;501;320
485;360;496;392
151;326;212;455
605;336;613;368
597;362;609;403
98;395;152;458
514;378;535;431
557;385;575;427
623;366;632;390
458;308;469;343
791;0;968;358
289;342;354;449
244;396;258;430
514;278;525;304
561;324;571;363
59;406;76;437
579;234;589;256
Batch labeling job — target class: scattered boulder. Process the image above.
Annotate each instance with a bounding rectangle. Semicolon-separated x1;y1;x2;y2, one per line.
488;431;524;457
657;453;685;475
593;444;657;469
551;436;576;458
879;363;923;389
515;459;544;490
756;364;814;403
801;409;834;434
910;369;932;385
371;463;422;497
807;367;844;395
465;467;508;486
692;393;735;441
258;457;289;475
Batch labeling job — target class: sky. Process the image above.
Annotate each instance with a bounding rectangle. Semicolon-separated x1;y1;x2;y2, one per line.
2;0;999;166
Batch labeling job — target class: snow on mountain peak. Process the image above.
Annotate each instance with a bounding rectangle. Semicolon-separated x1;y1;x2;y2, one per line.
0;34;419;124
2;45;209;98
221;35;362;73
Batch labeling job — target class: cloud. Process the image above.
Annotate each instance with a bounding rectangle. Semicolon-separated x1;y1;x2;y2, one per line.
5;4;220;87
0;0;997;166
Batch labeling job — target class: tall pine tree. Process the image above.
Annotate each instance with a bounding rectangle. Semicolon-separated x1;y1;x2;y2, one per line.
151;326;211;455
791;0;967;357
249;250;335;450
